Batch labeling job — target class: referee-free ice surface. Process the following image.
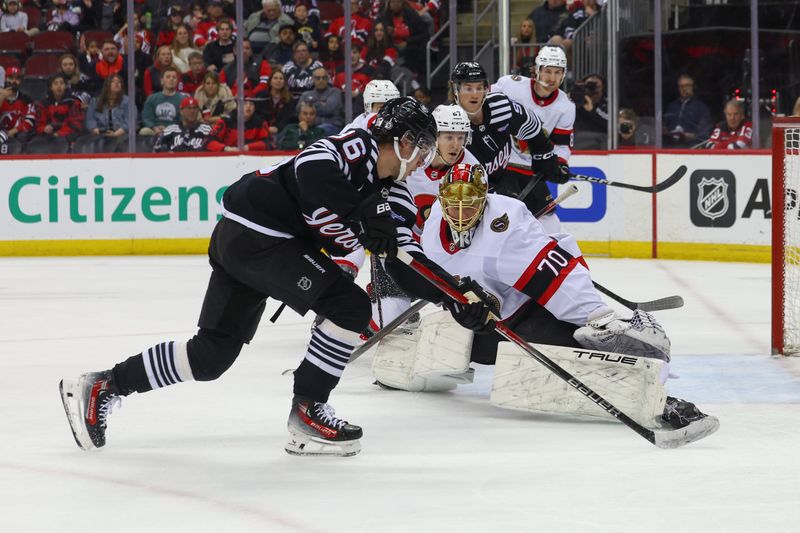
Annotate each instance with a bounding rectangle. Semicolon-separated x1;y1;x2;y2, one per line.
0;256;798;533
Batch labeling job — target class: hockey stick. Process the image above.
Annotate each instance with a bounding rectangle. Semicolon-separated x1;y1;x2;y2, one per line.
395;248;718;449
592;282;684;312
570;165;687;193
516;172;543;203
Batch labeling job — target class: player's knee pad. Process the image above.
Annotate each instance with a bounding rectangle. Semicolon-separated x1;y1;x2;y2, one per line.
490;342;668;428
186;328;244;381
315;276;372;333
372;310;474;392
573;308;671;362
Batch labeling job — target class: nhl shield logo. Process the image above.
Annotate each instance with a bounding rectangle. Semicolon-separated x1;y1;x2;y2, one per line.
297;276;312;291
689;170;736;228
697;177;728;220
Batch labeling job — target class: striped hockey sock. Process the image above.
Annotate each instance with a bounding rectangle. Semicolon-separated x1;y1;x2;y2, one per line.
304;320;360;378
142;341;194;390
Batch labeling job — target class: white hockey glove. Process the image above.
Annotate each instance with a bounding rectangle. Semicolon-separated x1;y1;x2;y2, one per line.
573;308;671;362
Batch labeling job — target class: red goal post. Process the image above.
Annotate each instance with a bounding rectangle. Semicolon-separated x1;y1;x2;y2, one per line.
772;117;800;355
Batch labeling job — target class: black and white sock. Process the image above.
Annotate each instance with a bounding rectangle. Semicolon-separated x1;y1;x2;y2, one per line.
142;341;194;390
304;320;359;378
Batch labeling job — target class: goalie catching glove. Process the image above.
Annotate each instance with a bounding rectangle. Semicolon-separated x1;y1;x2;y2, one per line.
356;191;397;258
573;308;671;362
442;277;500;334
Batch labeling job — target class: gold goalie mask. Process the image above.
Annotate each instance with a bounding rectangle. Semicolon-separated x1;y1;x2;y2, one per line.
439;163;488;248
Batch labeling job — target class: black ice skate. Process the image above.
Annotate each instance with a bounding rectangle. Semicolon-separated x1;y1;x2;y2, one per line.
660;396;720;442
59;371;121;450
285;396;362;457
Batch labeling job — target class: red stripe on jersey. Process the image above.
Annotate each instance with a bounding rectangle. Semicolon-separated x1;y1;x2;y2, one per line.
333;259;359;274
536;256;580;306
530;81;559;107
439;218;460;255
513;240;558;291
552;128;573;135
578;256;589;270
505;164;533;177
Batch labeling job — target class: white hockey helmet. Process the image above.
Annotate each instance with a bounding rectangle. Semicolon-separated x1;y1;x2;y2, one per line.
432;104;472;145
363;80;400;114
534;44;568;86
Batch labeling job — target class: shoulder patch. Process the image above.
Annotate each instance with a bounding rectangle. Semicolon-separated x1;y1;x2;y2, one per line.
511;75;521;81
490;213;509;232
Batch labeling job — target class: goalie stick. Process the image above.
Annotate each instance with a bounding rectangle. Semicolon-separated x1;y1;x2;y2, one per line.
592;282;684;312
395;248;719;449
571;165;687;193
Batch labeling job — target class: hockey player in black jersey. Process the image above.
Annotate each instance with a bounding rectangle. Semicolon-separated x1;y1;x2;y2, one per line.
58;97;499;457
448;61;567;217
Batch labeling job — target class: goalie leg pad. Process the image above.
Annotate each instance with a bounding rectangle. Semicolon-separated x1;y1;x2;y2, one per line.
490;342;668;428
573;308;671;362
372;311;474;392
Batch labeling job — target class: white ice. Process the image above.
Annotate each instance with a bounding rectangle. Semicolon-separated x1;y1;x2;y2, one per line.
1;256;798;533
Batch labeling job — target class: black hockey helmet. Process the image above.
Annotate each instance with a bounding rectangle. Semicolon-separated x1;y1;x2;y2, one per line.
371;96;437;151
450;61;488;85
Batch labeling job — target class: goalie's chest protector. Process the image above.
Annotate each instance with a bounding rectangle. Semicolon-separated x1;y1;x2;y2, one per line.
421;194;554;319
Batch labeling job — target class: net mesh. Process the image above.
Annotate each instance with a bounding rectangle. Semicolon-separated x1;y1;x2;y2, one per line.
783;127;800;354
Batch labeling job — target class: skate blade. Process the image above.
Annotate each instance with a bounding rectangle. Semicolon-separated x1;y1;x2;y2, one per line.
59;379;94;451
653;416;720;449
284;430;361;457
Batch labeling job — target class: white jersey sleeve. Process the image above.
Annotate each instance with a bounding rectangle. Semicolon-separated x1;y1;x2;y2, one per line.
339;112;377;134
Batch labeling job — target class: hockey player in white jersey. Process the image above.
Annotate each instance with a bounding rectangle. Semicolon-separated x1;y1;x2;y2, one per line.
491;45;575;233
340;79;401;134
372;162;718;435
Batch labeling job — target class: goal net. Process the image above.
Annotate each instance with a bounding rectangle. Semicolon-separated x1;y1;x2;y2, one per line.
773;118;800;355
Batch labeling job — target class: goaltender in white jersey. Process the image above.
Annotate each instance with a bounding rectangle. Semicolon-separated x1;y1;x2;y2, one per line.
371;162;719;440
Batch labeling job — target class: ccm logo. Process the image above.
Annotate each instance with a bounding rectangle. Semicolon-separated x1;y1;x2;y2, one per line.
376;202;390;214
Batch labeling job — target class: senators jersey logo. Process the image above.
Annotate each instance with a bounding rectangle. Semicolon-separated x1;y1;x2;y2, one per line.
490;213;509;232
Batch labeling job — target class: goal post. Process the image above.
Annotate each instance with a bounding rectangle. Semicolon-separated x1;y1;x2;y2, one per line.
772;118;800;356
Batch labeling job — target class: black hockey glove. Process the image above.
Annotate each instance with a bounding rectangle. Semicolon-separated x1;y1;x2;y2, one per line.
553;160;571;184
357;193;397;259
442;277;499;335
530;141;560;184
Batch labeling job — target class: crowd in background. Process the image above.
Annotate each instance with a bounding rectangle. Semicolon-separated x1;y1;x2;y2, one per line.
0;0;439;153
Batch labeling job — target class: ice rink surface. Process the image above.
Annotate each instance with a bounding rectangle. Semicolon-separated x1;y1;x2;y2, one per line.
1;255;798;533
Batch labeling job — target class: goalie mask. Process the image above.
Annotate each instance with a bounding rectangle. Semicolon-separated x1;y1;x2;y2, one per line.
439;163;488;248
371;97;438;180
363;80;400;115
432;104;472;165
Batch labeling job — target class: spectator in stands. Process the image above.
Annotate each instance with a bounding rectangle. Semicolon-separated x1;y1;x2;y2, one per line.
0;67;36;144
144;45;176;97
185;1;206;33
131;34;153;108
572;72;608;149
279;0;319;22
84;73;128;149
378;0;429;79
170;23;198;73
220;38;271;100
664;74;713;147
617;108;651;147
263;69;294;136
59;54;93;108
245;0;293;55
81;0;124;34
511;18;535;72
293;1;320;51
153;95;212;152
1;0;39;36
298;67;342;134
140;66;186;135
408;0;437;44
36;74;85;142
263;23;297;65
194;0;233;48
319;35;343;78
283;40;323;99
704;99;752;150
114;19;153;55
48;0;80;33
179;51;206;94
277;100;324;148
548;0;601;58
333;41;373;97
156;5;185;47
412;86;431;107
363;22;399;81
94;40;126;87
208;97;271;151
78;36;101;75
326;0;372;47
194;70;236;124
203;18;237;71
528;0;567;43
